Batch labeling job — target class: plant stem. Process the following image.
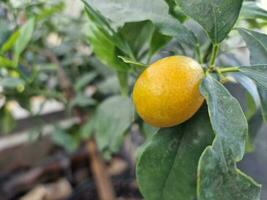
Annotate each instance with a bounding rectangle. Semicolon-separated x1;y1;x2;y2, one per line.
209;44;219;66
195;43;203;64
218;66;240;73
117;71;129;96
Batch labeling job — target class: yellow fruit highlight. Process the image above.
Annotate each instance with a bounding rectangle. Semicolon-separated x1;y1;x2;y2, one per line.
133;55;204;128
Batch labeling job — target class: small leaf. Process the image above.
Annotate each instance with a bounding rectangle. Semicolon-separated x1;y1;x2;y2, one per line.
52;127;79;152
137;107;213;200
177;0;243;43
14;18;35;64
0;77;25;89
69;93;97;108
232;73;261;109
149;31;171;58
0;56;16;69
0;30;20;54
81;115;96;140
240;2;267;21
36;2;64;21
0;106;16;134
119;21;155;60
95;96;135;156
118;56;147;68
74;72;97;91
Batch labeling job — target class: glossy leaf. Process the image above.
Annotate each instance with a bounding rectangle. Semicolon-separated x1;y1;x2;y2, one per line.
95;96;135;156
137;107;214;200
86;0;196;45
176;0;243;43
240;2;267;21
198;75;261;200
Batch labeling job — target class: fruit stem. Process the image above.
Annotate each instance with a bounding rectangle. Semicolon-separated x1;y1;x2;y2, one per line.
209;44;219;66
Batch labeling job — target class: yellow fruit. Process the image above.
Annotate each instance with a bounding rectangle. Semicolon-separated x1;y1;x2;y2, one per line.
133;55;204;128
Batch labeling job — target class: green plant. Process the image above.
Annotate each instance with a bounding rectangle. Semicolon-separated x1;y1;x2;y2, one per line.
83;0;267;199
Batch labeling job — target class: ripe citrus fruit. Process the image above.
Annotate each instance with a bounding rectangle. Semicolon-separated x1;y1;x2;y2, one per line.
133;55;204;128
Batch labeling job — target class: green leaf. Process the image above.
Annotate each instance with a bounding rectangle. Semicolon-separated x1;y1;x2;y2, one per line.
240;2;267;21
95;96;135;156
232;73;261;115
137;107;213;200
69;93;97;108
52;127;79;152
84;5;129;71
197;138;261;200
200;76;247;160
239;65;267;90
0;56;16;69
177;0;243;43
0;106;16;134
238;28;267;121
119;21;155;60
36;2;65;21
259;88;267;121
86;0;197;46
118;56;147;68
97;76;120;95
74;72;97;91
81;115;96;140
149;31;171;59
198;75;261;200
14;18;35;64
238;28;267;64
141;123;159;140
0;30;19;54
0;77;25;89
